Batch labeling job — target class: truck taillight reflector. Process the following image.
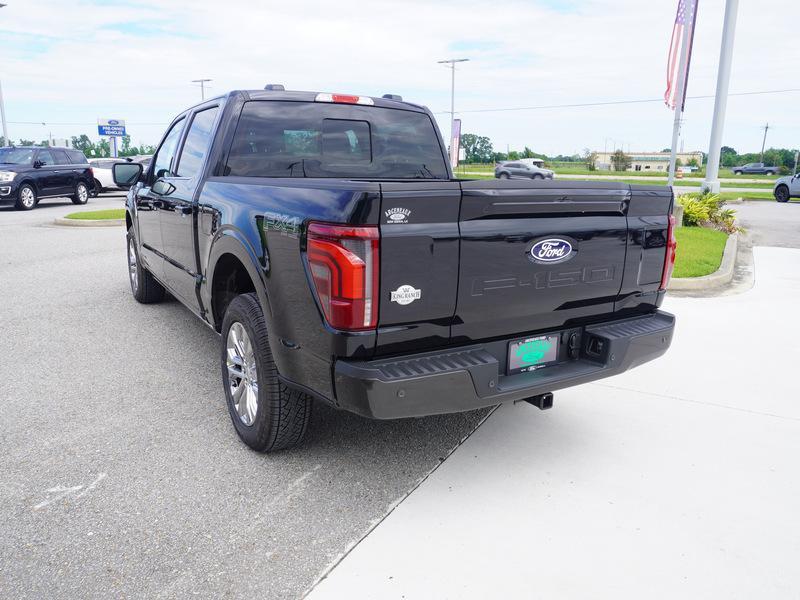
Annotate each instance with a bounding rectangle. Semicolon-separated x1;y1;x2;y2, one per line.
660;213;678;290
307;222;379;330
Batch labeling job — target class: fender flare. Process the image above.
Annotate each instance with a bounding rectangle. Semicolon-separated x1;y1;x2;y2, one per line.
204;227;272;329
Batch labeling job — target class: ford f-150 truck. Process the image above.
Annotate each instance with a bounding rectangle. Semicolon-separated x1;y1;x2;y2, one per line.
114;86;676;452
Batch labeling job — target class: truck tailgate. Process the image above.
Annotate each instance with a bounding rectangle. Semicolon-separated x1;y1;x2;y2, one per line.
453;180;630;342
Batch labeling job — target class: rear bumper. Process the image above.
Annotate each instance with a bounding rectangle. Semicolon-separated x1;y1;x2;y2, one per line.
334;311;675;419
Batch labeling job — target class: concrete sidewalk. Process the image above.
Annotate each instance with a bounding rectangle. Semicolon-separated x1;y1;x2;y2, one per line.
308;247;800;599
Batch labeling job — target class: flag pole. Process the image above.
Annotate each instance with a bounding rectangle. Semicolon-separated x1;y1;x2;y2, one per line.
667;1;696;187
702;0;739;193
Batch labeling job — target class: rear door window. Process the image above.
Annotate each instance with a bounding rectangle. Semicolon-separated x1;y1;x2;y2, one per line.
176;106;219;178
67;150;87;164
224;100;448;179
53;150;71;165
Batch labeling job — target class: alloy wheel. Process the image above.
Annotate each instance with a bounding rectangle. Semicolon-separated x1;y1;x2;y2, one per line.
127;237;138;292
77;183;88;203
20;187;35;208
226;322;259;426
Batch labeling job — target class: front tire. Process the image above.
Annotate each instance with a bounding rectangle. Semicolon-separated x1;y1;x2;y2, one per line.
127;229;165;303
72;181;89;205
221;293;312;452
498;172;510;179
15;184;36;210
775;185;790;203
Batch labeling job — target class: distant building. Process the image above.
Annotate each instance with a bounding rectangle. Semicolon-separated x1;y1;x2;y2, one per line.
595;150;703;172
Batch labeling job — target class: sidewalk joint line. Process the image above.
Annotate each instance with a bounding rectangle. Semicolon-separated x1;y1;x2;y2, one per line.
302;404;500;598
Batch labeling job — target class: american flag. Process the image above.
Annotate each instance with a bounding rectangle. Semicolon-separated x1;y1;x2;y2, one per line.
665;0;698;110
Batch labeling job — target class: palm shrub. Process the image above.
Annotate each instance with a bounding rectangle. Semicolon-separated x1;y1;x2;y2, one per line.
677;192;741;233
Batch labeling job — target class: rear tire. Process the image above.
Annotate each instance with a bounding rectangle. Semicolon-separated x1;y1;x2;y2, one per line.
221;293;312;452
90;179;102;197
71;181;89;205
15;184;36;210
775;185;790;203
127;229;165;303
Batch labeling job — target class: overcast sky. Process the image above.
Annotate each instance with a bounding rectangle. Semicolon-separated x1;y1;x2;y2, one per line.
1;0;796;156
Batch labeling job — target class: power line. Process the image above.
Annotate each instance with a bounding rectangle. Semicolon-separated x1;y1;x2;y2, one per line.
435;87;800;115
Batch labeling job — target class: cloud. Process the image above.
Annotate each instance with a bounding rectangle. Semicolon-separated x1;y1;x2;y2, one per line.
0;0;796;155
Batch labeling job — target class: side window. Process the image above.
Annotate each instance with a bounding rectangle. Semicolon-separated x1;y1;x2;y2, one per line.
53;150;71;165
37;150;56;166
176;107;219;178
152;118;186;180
68;150;87;164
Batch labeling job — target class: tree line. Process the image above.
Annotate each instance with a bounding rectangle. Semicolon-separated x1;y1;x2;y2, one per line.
457;132;798;174
0;134;155;158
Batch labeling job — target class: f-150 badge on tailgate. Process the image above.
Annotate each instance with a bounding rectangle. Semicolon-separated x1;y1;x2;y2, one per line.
529;238;575;264
390;284;421;305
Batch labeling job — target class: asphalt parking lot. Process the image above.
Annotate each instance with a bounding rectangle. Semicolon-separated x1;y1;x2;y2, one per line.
2;195;798;599
0;196;488;599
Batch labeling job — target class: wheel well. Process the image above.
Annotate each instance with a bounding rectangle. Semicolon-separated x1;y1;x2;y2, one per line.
211;253;257;330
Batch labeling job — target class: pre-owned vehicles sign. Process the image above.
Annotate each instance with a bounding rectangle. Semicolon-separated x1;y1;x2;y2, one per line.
97;118;126;137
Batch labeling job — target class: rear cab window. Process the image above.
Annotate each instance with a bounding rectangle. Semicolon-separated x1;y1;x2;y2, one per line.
224;101;448;179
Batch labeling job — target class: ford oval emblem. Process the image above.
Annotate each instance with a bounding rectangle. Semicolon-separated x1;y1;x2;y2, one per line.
529;238;574;263
108;119;119;125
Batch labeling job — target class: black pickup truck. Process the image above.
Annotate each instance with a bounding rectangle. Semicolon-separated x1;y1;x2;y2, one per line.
114;87;676;452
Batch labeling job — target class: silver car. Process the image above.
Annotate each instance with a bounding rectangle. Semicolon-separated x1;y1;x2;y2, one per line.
773;173;800;202
495;160;554;180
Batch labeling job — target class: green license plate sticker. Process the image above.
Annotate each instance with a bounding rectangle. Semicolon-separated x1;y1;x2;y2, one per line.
508;335;559;374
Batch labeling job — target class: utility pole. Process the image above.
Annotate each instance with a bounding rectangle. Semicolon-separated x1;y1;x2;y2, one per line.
759;122;769;162
191;78;212;101
437;58;469;161
0;80;8;147
667;0;696;187
703;0;739;193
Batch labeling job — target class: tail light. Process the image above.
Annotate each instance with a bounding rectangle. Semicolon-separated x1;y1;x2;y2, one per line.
315;92;375;106
306;222;379;330
660;213;678;290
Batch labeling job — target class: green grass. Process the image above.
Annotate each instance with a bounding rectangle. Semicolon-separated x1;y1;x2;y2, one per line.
673;227;728;278
65;208;126;220
717;191;773;201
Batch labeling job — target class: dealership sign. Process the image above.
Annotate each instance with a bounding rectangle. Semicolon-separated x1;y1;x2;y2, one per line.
97;118;126;137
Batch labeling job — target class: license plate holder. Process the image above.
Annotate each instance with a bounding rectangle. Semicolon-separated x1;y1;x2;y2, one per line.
507;334;560;375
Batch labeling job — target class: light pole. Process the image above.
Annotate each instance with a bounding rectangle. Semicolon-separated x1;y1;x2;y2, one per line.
759;122;769;162
0;5;8;146
437;58;469;157
192;78;212;101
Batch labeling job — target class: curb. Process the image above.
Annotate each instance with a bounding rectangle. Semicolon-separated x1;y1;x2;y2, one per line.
668;232;738;291
53;217;125;228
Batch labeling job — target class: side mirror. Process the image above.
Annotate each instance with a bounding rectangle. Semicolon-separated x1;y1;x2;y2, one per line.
113;162;143;188
152;179;176;196
33;160;43;168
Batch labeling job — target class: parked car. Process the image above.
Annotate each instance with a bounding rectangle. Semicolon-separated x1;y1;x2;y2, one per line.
773;173;800;202
0;146;94;210
115;87;675;452
732;163;778;175
88;159;125;194
495;159;555;180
